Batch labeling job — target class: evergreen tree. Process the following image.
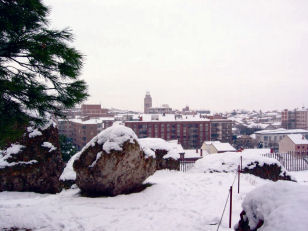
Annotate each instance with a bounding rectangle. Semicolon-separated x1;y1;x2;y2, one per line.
0;0;88;146
59;135;77;163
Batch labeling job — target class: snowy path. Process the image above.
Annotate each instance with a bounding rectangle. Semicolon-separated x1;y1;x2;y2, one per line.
0;171;277;231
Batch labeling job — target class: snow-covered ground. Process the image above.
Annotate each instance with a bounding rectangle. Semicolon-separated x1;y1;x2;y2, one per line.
1;170;307;231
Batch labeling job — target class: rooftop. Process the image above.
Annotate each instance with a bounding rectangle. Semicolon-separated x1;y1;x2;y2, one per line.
255;128;308;135
287;134;308;145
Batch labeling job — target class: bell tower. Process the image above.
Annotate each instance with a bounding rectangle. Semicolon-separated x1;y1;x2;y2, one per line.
144;91;152;113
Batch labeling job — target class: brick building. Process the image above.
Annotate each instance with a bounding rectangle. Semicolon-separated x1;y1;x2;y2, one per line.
210;119;233;143
124;114;232;149
81;104;109;118
58;118;114;150
125;120;211;149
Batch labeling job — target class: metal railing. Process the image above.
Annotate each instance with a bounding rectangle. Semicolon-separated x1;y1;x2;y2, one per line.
262;152;308;171
179;160;196;172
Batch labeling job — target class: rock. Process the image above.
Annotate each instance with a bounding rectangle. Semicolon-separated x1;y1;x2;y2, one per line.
192;152;294;181
235;211;264;231
153;149;180;170
139;138;182;170
73;125;156;196
0;121;64;193
242;162;293;181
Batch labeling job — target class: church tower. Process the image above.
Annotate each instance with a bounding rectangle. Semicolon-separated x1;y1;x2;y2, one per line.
144;91;152;113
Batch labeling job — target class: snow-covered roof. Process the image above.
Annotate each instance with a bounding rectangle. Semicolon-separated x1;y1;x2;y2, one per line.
287;134;308;145
203;141;221;145
255;128;308;135
128;114;210;122
212;142;236;152
69;117;114;125
183;149;205;158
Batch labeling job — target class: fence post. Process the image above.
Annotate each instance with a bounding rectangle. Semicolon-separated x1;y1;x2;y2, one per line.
229;186;233;229
238;165;240;194
240;156;242;171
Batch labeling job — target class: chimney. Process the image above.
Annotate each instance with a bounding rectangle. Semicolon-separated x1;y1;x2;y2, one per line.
200;149;203;157
180;152;185;160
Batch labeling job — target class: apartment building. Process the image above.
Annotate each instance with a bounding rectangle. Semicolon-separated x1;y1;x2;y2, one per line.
210;119;233;143
281;109;308;130
125;120;210;149
124;114;232;149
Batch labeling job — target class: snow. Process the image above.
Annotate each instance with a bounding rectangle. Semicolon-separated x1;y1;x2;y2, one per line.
242;181;308;231
89;151;102;168
76;125;138;159
0;170;271;231
212;142;236;152
191;152;288;175
139;138;183;160
287;134;308;144
184;149;205;158
255;128;308;135
60;152;81;181
4;144;24;155
27;127;42;138
41;142;57;152
129;113;210;122
2;167;308;230
0;144;37;168
240;149;271;155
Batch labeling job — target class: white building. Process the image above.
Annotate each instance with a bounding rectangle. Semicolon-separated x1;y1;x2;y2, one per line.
254;128;308;151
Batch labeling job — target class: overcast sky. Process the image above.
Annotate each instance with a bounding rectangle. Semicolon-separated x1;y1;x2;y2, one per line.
44;0;308;112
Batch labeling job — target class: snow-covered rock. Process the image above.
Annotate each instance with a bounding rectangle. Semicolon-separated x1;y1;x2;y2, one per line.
236;181;308;231
0;121;64;194
73;125;156;196
139;138;182;170
192;152;293;181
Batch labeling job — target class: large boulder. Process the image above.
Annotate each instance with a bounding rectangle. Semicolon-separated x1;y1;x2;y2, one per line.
0;121;64;193
73;125;156;196
139;138;182;170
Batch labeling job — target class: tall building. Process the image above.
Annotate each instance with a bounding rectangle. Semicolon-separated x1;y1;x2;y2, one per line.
281;109;308;130
144;92;152;113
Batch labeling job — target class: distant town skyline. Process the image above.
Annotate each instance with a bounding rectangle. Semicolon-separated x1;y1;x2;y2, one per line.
45;0;308;112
